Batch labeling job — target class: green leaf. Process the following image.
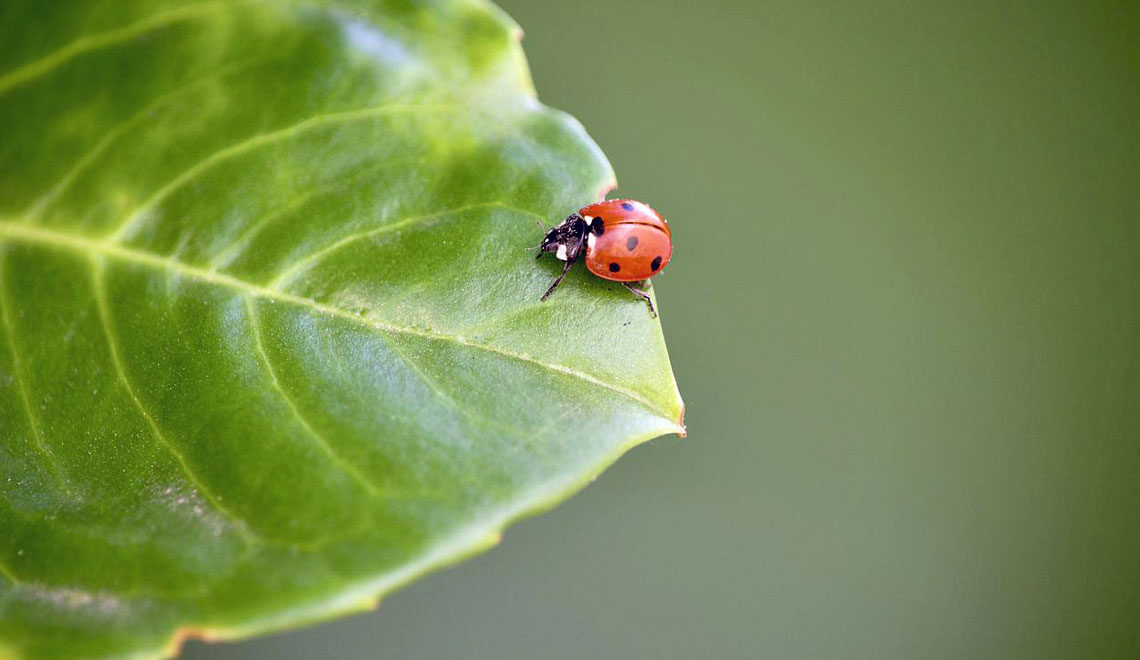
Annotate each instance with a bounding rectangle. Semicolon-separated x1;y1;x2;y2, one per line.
0;1;683;658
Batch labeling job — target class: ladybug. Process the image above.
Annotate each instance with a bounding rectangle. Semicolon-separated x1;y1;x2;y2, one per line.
536;199;672;316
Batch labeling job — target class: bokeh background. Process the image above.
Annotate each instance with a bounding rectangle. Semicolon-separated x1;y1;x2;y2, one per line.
187;0;1139;658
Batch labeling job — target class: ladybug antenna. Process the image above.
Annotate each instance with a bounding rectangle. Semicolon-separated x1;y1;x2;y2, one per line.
523;219;549;251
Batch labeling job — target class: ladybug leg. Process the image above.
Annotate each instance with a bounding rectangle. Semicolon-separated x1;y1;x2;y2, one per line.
622;282;657;318
540;259;575;301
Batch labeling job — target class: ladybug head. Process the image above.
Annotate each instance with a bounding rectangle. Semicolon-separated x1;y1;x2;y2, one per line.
536;213;588;260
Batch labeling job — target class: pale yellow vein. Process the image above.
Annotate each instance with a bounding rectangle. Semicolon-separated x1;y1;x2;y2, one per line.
206;155;397;271
89;257;258;547
106;103;462;243
268;200;538;288
207;189;324;272
0;253;68;488
531;404;580;440
24;54;276;222
0;555;20;585
0;219;675;424
0;1;235;96
243;295;381;498
378;330;531;442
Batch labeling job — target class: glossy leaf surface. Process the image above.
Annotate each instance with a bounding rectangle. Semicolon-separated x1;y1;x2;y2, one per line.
0;2;684;658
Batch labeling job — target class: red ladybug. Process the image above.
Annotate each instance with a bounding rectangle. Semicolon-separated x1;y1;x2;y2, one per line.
536;199;672;316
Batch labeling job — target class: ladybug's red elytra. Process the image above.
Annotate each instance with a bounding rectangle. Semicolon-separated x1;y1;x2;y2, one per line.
536;199;673;316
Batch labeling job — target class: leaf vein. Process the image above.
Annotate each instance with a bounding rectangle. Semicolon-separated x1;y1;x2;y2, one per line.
0;1;234;96
0;220;676;424
377;329;532;442
269;201;538;288
206;156;395;271
0;251;68;488
106;103;463;243
207;189;324;272
23;54;277;222
89;257;259;547
0;555;20;586
243;295;382;498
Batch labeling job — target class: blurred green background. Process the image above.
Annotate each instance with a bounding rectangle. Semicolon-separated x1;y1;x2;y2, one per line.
187;0;1139;658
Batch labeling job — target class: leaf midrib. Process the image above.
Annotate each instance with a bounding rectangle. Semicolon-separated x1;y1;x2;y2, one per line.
0;218;678;424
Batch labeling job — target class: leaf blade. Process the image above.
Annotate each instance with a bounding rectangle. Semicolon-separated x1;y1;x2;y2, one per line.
0;1;683;658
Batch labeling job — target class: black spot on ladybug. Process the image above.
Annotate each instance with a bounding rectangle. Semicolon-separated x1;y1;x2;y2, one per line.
621;202;635;211
609;262;621;273
626;236;639;251
651;256;663;271
590;217;605;235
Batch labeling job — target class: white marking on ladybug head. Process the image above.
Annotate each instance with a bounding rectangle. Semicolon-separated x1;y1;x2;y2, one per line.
586;232;597;249
556;244;568;261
